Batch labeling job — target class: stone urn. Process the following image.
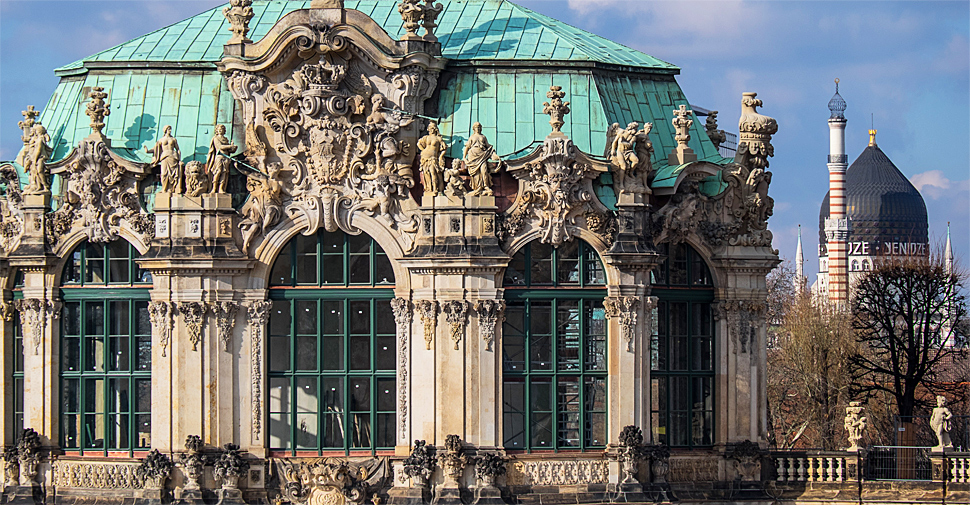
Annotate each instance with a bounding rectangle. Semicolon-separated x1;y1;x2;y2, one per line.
183;460;203;490
2;457;19;486
221;474;239;490
410;473;428;488
18;456;38;486
650;458;669;485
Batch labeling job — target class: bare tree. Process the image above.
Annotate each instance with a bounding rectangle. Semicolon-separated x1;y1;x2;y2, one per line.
848;252;969;443
767;291;856;449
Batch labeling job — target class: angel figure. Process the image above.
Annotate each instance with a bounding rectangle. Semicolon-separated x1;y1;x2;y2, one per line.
206;124;237;195
463;122;501;196
147;125;183;193
239;162;285;255
608;121;653;195
22;124;53;195
417;121;446;196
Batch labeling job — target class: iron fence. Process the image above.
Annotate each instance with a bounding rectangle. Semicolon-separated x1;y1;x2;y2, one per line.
864;446;932;481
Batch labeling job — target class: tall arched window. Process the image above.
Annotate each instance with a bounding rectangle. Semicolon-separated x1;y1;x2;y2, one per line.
60;240;152;454
650;243;715;448
502;240;607;451
267;230;395;454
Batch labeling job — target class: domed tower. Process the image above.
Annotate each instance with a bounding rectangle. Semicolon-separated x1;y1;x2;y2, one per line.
818;95;929;298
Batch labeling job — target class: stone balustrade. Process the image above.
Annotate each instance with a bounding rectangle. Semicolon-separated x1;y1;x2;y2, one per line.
772;453;847;482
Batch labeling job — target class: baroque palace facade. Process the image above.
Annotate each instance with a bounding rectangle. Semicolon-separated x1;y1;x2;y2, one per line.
0;0;779;503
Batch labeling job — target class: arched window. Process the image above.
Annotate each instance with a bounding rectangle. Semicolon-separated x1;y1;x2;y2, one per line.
502;240;607;451
650;243;715;448
60;241;152;454
851;260;859;272
862;260;870;271
267;230;395;453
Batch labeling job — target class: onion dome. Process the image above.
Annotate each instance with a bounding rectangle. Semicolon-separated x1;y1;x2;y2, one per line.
828;79;846;120
819;133;928;249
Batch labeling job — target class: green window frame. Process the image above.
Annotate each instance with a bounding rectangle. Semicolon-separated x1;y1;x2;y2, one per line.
11;275;24;436
59;241;151;455
651;243;716;448
268;229;396;454
502;240;607;451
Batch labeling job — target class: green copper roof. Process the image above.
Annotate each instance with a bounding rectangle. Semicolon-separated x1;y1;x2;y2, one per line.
57;0;678;73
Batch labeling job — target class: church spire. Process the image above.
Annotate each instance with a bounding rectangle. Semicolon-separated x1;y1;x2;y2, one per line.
946;221;954;276
796;224;805;290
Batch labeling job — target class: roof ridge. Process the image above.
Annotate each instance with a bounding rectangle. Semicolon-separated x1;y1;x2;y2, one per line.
507;1;677;69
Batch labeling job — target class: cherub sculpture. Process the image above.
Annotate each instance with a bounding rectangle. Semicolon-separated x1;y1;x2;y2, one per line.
417;121;446;196
238;162;285;255
147;125;183;193
607;121;653;195
206;124;236;195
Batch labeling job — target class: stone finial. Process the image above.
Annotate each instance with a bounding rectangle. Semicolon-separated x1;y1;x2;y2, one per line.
736;92;778;170
705;111;726;149
421;0;444;42
668;104;696;165
399;0;425;41
542;86;570;135
86;87;111;136
224;0;255;44
843;401;866;452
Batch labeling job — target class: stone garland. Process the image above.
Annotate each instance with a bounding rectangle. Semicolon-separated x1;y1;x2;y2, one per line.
604;296;639;353
179;302;208;352
442;300;467;350
15;298;60;355
714;300;766;354
474;299;505;352
506;459;609;486
52;461;144;489
248;301;273;441
390;298;412;441
147;301;174;357
415;300;438;350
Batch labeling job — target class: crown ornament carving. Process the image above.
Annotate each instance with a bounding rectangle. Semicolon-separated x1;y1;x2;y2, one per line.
300;60;347;91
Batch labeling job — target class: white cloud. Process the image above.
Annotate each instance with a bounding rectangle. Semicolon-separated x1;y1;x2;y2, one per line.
911;170;970;200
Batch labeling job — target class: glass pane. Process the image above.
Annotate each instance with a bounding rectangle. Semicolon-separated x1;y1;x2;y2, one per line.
108;413;129;449
269;243;293;286
109;336;130;372
323;231;344;253
693;336;713;372
670;243;688;285
532;412;553;448
375;300;395;335
349;254;371;284
531;378;552;412
692;377;713;445
585;303;607;371
85;244;105;284
557;377;580;447
375;413;395;448
84;378;104;413
323;254;344;284
63;336;81;372
136;414;151;449
295;300;317;335
347;233;370;254
584;246;605;285
693;303;712;336
503;304;525;372
62;302;81;335
376;378;395;411
109;301;129;335
349;377;370;411
108;379;130;414
109;259;130;284
295;377;318;449
503;378;526;448
557;301;580;371
349;301;370;334
269;378;290;413
669;376;689;446
296;336;317;370
269;335;290;371
504;250;526;286
135;301;151;335
374;334;395;371
350;335;370;370
296;413;318;448
270;300;290;336
269;413;291;449
323;301;344;335
323;335;344;370
530;302;551;370
86;302;104;336
531;243;553;285
84;414;105;448
136;335;151;371
351;413;371;447
135;379;151;412
62;378;80;413
63;414;80;448
322;377;344;447
64;250;81;284
556;241;580;285
295;234;318;284
85;337;105;373
375;254;394;284
588;412;606;446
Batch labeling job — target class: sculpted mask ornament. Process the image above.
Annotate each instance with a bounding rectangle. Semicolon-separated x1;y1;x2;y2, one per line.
223;0;254;44
147;125;183;193
206;125;236;195
607;121;654;195
462;122;502;196
213;301;239;352
179;302;208;351
418;121;446;196
184;161;209;197
501;88;610;247
16;298;60;355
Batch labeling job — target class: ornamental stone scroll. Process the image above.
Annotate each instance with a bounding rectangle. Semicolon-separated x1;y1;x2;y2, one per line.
248;300;273;441
213;301;239;352
390;298;412;440
604;296;639;352
15;298;60;355
178;302;208;352
474;299;505;352
442;300;467;350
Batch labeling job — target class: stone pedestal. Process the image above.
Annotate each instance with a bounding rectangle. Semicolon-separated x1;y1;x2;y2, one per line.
216;486;245;504
139;487;167;505
388;485;430;505
4;484;44;504
472;482;503;505
174;487;205;505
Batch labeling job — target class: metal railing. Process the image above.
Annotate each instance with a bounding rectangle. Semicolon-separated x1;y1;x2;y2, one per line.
864;446;932;481
827;154;848;164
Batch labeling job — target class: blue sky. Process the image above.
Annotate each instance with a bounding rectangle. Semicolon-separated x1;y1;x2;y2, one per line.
1;0;968;281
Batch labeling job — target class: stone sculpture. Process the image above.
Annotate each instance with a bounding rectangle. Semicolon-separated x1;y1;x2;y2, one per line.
930;395;953;452
184;161;209;197
239;162;285;254
15;105;40;168
421;0;444;42
86;86;110;135
402;440;437;487
443;162;467;198
736;92;777;170
206;125;236;195
843;401;866;452
608;121;653;195
223;0;254;44
179;435;206;491
398;0;424;41
21;124;52;195
146;125;183;193
463;122;501;196
418;121;446;196
705;111;726;149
